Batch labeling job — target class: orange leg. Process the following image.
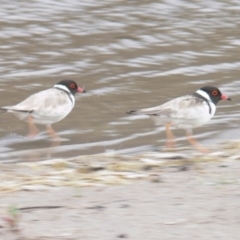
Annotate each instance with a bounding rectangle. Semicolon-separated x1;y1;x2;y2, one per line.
165;123;175;148
46;125;61;147
27;116;39;137
46;125;59;139
186;129;209;153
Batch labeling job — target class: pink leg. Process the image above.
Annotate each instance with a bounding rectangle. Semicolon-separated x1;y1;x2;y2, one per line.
46;125;59;139
46;125;61;147
165;123;176;148
186;129;209;153
27;116;39;137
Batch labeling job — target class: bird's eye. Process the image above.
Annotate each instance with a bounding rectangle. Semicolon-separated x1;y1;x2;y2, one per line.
212;90;218;96
70;84;75;89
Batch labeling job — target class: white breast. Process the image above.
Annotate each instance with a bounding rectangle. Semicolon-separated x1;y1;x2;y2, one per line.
148;94;217;129
6;88;75;125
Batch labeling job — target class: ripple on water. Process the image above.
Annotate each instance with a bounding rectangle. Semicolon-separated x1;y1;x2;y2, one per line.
0;0;239;161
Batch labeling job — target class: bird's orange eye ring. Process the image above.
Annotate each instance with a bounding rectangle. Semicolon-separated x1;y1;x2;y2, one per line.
212;90;218;96
70;84;75;89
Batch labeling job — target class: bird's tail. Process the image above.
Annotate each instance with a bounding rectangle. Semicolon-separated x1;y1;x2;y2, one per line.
0;108;7;115
0;107;34;114
126;110;141;114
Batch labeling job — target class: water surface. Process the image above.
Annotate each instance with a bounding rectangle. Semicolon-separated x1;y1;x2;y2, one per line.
0;0;240;162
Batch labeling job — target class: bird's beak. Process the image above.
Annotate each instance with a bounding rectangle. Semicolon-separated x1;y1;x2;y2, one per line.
77;86;86;93
221;94;231;101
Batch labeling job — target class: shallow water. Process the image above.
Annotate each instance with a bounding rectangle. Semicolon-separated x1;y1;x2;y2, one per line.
0;0;240;162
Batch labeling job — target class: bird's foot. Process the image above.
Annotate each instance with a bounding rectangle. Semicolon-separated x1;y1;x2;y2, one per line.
26;129;39;138
195;145;210;154
165;140;175;148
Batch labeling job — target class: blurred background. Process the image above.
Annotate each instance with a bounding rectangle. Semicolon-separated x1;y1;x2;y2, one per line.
0;0;240;162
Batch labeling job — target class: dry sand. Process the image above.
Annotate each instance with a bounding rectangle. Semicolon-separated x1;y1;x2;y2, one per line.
0;149;240;240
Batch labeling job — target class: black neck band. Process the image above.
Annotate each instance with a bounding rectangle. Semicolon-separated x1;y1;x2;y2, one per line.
192;93;212;114
54;87;73;105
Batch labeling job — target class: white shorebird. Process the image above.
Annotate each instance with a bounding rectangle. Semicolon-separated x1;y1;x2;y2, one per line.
1;80;86;139
127;86;231;152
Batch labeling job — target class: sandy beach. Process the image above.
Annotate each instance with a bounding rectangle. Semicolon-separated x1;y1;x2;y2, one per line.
0;144;240;240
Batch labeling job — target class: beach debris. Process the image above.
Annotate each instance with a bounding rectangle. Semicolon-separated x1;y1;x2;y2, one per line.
2;205;20;231
0;141;239;194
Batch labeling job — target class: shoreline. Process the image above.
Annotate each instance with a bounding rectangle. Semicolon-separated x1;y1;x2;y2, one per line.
0;142;240;239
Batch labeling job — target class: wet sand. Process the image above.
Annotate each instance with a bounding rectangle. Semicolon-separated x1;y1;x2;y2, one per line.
0;145;240;240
